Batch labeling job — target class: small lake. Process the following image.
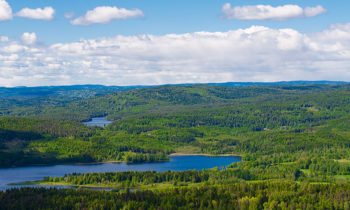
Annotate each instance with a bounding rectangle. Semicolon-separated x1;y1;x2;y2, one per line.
82;117;112;127
0;155;241;191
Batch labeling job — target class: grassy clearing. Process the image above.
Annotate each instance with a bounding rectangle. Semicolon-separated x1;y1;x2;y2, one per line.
336;159;350;164
174;145;202;154
334;175;350;181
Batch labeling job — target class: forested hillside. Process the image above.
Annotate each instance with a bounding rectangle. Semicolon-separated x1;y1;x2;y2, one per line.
2;83;347;121
0;85;139;120
1;83;350;208
1;84;350;172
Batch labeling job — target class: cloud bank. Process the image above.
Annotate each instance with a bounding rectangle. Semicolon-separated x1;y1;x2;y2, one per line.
71;6;144;26
16;7;55;20
222;4;326;20
1;24;350;87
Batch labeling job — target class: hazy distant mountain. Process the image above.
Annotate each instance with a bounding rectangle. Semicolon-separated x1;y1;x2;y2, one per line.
205;81;347;87
0;81;347;99
0;85;138;99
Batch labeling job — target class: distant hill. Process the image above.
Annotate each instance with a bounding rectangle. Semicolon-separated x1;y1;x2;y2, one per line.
205;81;348;87
2;82;349;122
0;85;140;99
0;81;347;99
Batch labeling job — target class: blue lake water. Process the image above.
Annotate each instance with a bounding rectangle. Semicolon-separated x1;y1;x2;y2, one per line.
82;117;112;127
0;155;241;191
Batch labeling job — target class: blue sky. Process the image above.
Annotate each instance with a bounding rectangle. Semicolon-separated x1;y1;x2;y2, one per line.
0;0;350;86
2;0;349;44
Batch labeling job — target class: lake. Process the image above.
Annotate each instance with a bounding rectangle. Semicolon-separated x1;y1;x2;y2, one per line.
82;117;112;127
0;155;241;191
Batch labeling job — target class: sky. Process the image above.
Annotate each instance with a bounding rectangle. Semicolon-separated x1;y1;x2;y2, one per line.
0;0;350;87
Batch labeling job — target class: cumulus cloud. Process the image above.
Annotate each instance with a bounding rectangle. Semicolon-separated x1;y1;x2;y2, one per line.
21;32;37;45
304;5;327;17
16;7;55;20
0;0;12;21
1;24;350;86
221;4;326;20
71;6;144;26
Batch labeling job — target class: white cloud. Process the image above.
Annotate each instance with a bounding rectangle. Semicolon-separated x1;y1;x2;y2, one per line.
64;12;74;19
71;6;144;26
16;7;55;20
0;0;12;21
0;36;9;42
21;32;37;45
221;4;326;20
304;5;327;17
1;24;350;86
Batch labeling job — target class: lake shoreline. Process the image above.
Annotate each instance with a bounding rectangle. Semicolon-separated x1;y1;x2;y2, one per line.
2;159;172;169
169;153;241;158
2;154;240;169
8;182;123;192
82;117;112;127
1;160;124;169
1;155;241;190
8;180;117;190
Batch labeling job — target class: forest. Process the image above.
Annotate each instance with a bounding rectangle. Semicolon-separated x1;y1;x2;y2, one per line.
1;181;349;209
1;84;350;168
0;83;350;208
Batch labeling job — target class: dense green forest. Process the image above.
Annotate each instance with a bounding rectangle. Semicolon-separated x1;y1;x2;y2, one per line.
1;83;350;208
2;181;349;209
1;84;350;170
0;85;138;120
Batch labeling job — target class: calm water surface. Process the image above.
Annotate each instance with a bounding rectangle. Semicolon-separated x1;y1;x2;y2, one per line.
82;117;112;127
0;155;241;191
